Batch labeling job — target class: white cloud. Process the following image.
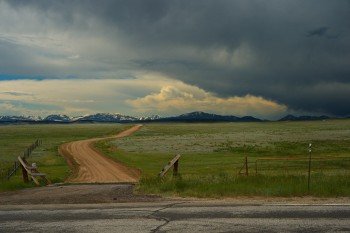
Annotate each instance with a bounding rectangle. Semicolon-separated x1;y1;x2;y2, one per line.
67;54;80;60
127;84;287;118
0;102;18;112
0;73;287;118
0;73;177;116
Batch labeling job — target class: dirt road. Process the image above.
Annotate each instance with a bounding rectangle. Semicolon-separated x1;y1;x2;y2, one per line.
59;125;142;183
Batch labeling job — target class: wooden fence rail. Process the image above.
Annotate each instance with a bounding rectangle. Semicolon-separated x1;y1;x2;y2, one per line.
1;139;42;180
159;154;181;177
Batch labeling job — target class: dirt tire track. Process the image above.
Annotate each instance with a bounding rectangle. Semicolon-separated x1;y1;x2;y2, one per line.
59;125;142;183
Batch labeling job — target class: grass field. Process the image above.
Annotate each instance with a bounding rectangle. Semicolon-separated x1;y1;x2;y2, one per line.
96;120;350;197
0;123;129;191
1;120;349;196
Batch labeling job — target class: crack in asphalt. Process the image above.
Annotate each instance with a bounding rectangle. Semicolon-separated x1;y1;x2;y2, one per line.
148;202;185;233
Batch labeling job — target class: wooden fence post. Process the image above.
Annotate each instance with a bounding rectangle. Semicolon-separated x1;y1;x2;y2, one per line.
159;154;181;177
238;156;249;176
173;160;179;176
20;162;29;183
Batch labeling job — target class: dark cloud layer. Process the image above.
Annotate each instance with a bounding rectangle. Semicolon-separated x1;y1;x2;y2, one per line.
3;0;350;116
308;27;329;37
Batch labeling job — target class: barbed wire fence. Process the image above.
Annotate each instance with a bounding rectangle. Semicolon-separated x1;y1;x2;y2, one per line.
1;139;42;181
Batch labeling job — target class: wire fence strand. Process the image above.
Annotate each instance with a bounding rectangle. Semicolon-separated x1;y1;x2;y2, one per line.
1;139;42;181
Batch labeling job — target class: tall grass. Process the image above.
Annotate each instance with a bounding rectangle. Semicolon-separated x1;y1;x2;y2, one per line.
138;173;350;197
0;176;35;191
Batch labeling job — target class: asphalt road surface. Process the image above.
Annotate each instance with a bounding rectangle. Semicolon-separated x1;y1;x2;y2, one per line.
1;202;349;233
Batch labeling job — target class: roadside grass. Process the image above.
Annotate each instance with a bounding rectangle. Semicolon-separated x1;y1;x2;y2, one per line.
138;173;350;197
0;176;35;191
96;120;350;197
0;123;129;192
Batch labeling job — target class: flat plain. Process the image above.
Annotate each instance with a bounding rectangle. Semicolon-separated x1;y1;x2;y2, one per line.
96;119;350;197
1;120;350;196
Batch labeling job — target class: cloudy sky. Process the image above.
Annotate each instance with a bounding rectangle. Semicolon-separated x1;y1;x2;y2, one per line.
0;0;349;119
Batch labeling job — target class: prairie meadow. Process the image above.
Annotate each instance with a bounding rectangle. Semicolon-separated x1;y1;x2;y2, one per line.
1;120;349;196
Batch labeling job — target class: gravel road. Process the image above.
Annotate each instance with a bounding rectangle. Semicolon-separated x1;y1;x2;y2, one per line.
59;125;142;183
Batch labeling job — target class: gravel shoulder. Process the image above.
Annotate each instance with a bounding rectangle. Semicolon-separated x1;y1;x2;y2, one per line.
0;183;349;205
0;184;164;205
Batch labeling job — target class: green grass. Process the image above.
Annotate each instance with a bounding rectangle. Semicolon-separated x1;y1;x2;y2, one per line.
0;123;129;191
2;120;350;197
139;174;350;197
96;120;350;197
0;177;36;192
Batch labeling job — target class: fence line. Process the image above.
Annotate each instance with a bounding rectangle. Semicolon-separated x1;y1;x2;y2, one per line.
254;155;350;175
1;139;42;181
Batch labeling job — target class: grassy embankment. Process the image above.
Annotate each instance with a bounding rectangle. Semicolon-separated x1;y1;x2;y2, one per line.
96;120;350;197
0;124;129;191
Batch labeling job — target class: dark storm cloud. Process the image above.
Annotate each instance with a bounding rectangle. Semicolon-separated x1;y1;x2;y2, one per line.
3;0;350;116
112;0;350;116
307;27;329;37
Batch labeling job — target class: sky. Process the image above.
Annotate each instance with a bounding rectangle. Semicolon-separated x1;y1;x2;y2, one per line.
0;0;349;119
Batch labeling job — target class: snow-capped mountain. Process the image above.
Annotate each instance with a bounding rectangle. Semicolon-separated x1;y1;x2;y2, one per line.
42;113;161;123
44;114;73;122
138;115;161;121
0;111;336;124
0;115;42;122
0;113;160;123
76;113;138;122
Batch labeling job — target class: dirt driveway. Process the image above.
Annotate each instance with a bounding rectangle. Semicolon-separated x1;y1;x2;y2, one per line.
59;124;142;183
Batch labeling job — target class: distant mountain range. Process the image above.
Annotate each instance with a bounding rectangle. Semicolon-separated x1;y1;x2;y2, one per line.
0;113;160;123
278;114;330;121
154;112;262;122
0;111;344;124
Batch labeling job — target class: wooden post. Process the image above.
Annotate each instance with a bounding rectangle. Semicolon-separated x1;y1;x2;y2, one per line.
307;143;312;194
20;163;29;183
159;154;181;177
173;160;179;176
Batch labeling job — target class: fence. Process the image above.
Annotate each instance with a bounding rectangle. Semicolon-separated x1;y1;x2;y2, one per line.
1;139;42;181
159;154;181;177
254;155;350;175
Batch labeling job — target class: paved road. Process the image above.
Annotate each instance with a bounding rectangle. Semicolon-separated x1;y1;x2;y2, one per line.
1;202;349;233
